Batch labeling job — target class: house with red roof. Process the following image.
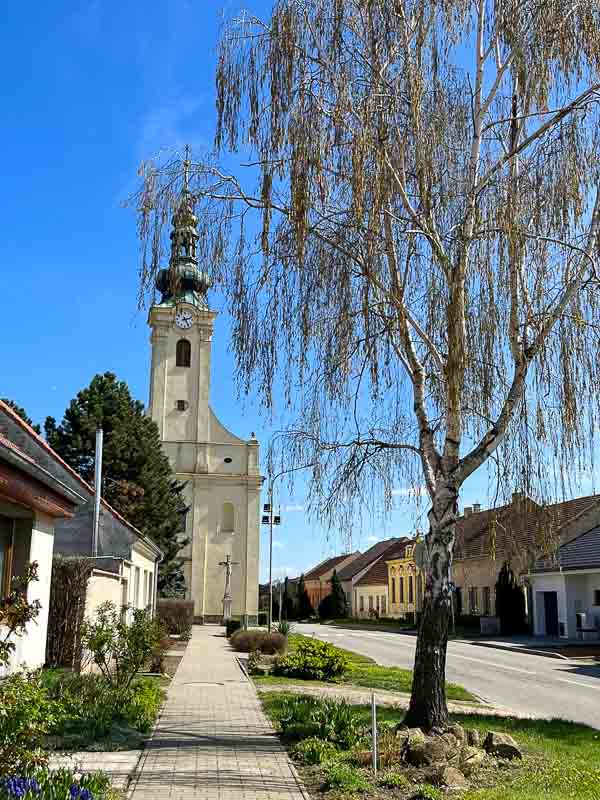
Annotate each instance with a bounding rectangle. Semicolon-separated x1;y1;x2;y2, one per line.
336;537;408;615
303;552;361;612
0;400;162;670
453;492;600;635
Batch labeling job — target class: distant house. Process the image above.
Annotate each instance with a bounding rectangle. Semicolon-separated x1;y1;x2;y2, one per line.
386;539;423;619
0;401;162;635
0;420;83;673
303;552;361;611
452;492;600;626
529;525;600;638
337;538;407;616
354;558;390;618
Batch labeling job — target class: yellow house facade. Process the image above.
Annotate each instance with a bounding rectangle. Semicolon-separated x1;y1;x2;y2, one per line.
387;540;424;618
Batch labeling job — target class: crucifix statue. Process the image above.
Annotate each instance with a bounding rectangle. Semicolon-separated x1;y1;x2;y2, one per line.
219;554;239;621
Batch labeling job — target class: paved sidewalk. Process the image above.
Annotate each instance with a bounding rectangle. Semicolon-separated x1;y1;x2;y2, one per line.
127;626;308;800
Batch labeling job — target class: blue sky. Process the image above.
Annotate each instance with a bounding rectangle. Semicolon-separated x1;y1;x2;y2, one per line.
2;1;586;583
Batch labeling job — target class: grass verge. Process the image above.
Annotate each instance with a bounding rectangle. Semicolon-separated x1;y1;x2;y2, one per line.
254;633;475;702
261;691;600;800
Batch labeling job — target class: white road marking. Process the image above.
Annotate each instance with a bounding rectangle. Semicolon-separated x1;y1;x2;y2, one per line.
557;678;600;692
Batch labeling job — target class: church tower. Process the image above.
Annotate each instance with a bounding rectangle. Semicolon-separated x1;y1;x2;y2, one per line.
148;154;261;624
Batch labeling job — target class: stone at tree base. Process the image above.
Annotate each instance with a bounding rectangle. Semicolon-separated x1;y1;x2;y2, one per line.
446;723;466;744
466;728;481;747
483;731;522;760
438;766;467;788
406;734;457;766
460;746;486;776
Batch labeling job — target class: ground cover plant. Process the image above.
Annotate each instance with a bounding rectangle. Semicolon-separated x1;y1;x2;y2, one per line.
255;635;474;702
0;768;118;800
261;692;600;800
41;670;164;751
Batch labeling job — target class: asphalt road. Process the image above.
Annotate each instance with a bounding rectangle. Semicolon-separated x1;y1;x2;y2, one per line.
299;623;600;730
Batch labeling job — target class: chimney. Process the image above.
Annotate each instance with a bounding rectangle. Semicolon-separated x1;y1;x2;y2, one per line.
464;506;473;517
473;503;481;513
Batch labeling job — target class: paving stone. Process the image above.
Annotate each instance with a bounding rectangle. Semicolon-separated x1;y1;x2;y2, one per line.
128;626;308;799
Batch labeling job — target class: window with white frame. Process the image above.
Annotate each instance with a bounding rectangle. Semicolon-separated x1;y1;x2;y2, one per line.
134;566;141;608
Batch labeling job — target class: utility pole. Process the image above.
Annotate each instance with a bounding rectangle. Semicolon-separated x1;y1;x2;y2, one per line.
92;426;103;557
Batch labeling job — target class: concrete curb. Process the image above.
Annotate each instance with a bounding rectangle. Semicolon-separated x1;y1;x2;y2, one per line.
469;641;570;660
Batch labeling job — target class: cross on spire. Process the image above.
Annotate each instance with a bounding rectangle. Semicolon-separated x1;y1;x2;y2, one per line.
183;144;192;193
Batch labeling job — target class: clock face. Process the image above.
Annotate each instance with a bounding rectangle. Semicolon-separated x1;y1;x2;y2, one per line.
175;309;193;329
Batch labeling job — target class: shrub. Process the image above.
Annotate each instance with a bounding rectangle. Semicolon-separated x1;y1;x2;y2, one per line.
274;638;348;681
230;629;286;654
226;619;242;638
278;696;364;750
156;599;194;639
230;629;264;651
261;632;287;654
293;737;340;765
0;671;63;774
274;620;293;637
81;602;165;697
42;671;163;742
324;762;372;793
121;677;163;734
0;768;113;800
150;635;171;674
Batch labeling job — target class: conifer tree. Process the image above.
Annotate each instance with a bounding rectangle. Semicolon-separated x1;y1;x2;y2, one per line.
329;570;347;618
297;574;313;619
45;372;188;595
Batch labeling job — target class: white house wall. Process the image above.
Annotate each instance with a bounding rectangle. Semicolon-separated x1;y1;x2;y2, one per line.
531;573;567;636
4;512;55;673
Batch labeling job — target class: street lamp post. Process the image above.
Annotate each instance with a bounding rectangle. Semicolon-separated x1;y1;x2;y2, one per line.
262;460;314;633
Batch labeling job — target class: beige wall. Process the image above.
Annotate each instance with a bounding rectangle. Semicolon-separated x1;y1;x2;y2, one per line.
387;549;424;618
355;584;388;617
452;557;500;616
148;303;261;623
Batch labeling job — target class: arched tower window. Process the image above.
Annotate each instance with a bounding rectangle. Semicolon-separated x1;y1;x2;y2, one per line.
176;339;191;367
221;502;235;533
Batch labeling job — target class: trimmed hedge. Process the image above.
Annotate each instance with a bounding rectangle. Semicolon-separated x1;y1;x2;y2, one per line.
230;629;286;654
157;598;194;638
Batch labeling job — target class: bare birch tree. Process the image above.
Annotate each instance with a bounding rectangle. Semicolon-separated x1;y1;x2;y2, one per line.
133;0;600;728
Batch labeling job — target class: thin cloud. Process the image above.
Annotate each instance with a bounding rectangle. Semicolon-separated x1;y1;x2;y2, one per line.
365;535;379;544
273;541;284;550
284;504;304;512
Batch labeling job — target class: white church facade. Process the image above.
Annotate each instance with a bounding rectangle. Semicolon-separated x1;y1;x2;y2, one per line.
147;174;261;624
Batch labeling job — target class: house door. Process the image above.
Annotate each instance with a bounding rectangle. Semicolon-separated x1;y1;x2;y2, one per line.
543;592;559;637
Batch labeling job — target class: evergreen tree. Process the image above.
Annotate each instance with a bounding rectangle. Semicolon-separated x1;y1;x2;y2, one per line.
282;576;296;620
495;562;526;635
330;570;347;617
45;373;188;595
297;574;313;619
2;398;41;434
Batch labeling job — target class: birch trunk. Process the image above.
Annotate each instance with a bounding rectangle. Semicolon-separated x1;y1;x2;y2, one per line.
404;484;457;730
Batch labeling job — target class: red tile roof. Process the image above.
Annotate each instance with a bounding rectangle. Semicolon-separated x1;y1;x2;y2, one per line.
337;537;408;581
0;399;152;546
355;539;417;587
304;552;360;581
454;493;600;566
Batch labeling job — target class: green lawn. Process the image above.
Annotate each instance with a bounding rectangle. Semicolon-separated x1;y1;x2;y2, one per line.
261;692;600;800
254;634;475;703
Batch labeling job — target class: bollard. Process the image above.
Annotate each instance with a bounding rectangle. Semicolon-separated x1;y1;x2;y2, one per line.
371;691;378;775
